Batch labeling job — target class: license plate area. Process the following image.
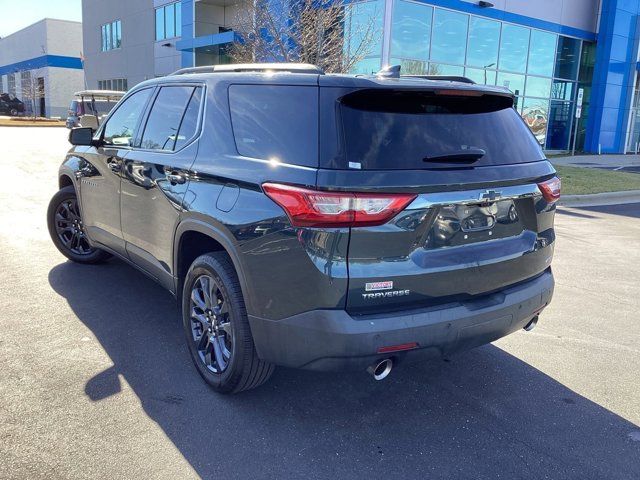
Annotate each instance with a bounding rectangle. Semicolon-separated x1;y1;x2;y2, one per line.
426;200;523;248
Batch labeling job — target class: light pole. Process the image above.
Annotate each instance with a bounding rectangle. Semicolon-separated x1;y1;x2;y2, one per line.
483;63;495;84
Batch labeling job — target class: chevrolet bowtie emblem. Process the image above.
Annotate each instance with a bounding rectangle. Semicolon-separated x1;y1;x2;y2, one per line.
479;190;502;202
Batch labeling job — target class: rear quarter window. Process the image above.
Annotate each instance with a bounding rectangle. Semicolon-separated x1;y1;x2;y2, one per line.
228;85;318;167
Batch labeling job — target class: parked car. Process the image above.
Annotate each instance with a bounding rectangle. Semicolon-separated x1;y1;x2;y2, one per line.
0;93;25;116
65;90;124;129
48;63;559;394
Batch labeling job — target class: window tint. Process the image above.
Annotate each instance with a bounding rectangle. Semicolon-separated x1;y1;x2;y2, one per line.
175;87;202;150
103;88;152;146
229;85;318;167
141;86;195;151
338;90;544;170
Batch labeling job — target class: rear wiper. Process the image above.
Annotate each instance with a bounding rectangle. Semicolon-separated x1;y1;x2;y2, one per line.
423;148;486;163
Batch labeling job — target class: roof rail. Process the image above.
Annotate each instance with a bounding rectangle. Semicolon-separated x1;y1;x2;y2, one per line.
401;75;476;84
172;63;325;76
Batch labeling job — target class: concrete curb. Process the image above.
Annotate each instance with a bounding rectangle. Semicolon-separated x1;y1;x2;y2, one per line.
559;190;640;207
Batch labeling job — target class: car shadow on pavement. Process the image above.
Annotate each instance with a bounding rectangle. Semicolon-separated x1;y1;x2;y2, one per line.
48;260;640;479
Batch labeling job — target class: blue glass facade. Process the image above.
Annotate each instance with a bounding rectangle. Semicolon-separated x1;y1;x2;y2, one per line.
175;0;640;154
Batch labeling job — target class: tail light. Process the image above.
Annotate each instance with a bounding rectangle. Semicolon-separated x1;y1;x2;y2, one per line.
537;176;561;203
262;183;416;228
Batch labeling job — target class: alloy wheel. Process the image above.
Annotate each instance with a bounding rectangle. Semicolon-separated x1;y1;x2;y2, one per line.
189;274;233;373
54;198;94;256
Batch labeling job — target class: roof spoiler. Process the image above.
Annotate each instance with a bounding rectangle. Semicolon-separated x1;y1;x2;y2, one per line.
172;63;325;76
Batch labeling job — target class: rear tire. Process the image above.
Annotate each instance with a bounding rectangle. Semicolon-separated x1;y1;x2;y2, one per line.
47;186;111;264
182;252;274;394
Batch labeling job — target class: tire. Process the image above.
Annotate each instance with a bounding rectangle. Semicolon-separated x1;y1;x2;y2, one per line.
182;252;274;394
10;108;18;116
47;186;111;264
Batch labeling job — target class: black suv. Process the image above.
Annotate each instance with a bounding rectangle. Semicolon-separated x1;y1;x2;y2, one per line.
48;63;559;393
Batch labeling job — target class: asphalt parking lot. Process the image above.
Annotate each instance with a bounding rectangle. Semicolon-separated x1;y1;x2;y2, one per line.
1;127;639;479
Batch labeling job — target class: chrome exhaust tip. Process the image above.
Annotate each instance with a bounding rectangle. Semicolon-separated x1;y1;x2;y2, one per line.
367;358;393;381
523;315;539;332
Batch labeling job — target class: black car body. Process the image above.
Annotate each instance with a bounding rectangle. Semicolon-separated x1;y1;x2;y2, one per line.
48;63;558;393
0;93;25;116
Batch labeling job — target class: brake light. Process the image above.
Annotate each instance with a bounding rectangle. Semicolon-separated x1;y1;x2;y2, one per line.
262;183;416;228
538;176;561;203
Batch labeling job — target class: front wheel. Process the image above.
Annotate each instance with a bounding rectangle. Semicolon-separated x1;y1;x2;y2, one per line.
182;252;274;393
47;186;110;263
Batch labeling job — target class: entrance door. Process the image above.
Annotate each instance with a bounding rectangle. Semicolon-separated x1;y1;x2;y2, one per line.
37;78;45;116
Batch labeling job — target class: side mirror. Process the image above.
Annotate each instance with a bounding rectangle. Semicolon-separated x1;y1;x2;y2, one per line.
69;127;96;146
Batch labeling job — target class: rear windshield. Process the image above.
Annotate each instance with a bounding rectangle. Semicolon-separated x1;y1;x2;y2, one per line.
228;85;318;167
339;89;544;170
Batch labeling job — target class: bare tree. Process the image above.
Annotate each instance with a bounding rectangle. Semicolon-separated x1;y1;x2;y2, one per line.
229;0;382;74
20;70;45;119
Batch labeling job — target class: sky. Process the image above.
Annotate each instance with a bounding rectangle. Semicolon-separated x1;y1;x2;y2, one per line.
0;0;81;38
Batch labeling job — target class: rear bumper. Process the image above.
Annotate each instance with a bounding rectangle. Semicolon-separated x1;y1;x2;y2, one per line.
248;269;554;371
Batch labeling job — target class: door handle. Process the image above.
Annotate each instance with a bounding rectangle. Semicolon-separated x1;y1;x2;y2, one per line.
166;172;186;185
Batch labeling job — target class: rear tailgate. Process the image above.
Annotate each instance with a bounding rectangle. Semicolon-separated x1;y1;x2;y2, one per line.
318;84;557;314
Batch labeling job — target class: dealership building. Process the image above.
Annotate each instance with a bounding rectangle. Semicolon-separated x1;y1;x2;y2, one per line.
81;0;640;154
0;18;84;118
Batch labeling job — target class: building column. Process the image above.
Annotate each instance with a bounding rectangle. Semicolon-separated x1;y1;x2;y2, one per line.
585;0;640;153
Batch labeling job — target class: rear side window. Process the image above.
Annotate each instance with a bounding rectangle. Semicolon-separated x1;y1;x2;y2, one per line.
338;89;544;169
229;85;318;167
141;86;202;151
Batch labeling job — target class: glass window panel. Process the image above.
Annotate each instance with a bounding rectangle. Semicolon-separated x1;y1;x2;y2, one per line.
390;0;432;61
391;57;428;75
499;24;530;73
105;23;112;50
349;57;381;74
551;80;574;100
141;86;194;150
175;87;202;150
166;4;176;38
555;36;581;80
527;30;556;77
101;25;106;51
116;20;121;48
525;76;551;98
497;72;525;96
429;63;464;76
176;2;182;37
103;88;152;146
155;8;164;40
111;21;117;48
547;100;573;149
578;41;595;84
521;98;549;146
466;17;500;68
465;67;496;85
430;9;468;64
344;0;384;60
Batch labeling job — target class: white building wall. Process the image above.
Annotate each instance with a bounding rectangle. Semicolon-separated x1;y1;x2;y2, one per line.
0;19;84;117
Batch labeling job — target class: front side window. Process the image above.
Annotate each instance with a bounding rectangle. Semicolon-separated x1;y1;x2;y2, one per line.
103;88;152;146
140;86;201;151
